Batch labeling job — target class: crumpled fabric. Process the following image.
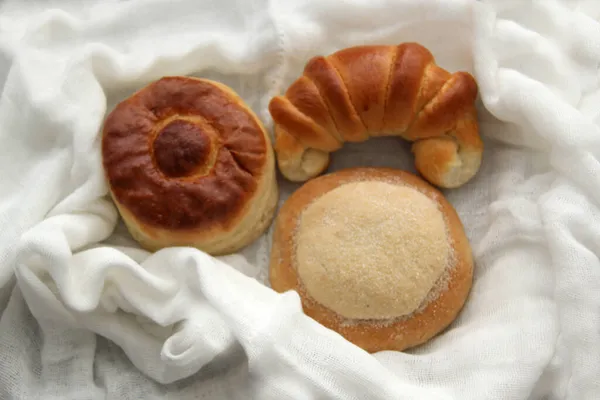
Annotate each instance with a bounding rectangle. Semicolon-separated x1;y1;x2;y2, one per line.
0;0;598;398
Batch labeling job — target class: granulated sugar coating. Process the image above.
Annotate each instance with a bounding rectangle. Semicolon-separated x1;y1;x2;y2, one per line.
295;181;451;320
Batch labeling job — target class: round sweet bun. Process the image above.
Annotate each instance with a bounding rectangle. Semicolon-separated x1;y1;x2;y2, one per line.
102;76;278;256
269;167;473;352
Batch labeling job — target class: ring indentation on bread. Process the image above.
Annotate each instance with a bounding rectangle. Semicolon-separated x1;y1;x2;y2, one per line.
269;43;483;188
270;167;473;352
152;118;217;178
102;76;278;255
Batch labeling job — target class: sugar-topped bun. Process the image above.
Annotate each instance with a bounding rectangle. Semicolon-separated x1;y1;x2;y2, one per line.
102;76;278;255
269;167;473;352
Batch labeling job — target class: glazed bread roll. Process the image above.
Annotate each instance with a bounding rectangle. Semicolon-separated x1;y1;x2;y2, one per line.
102;76;278;255
269;42;483;189
270;167;473;352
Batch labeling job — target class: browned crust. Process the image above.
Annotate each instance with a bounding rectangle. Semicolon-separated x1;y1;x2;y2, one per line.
269;42;483;188
102;76;268;232
102;76;278;255
269;167;473;352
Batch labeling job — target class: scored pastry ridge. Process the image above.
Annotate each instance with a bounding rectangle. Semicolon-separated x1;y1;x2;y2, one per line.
102;76;278;255
270;167;473;352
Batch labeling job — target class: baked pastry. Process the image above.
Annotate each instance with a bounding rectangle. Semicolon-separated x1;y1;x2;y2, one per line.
269;42;482;189
101;76;278;255
270;167;473;352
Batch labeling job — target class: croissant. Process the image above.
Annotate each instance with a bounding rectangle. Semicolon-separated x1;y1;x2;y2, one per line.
268;42;483;189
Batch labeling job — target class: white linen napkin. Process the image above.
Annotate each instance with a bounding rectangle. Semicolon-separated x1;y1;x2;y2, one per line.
0;0;598;398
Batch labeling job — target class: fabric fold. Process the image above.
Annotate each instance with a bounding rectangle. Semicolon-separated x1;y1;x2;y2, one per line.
0;0;599;398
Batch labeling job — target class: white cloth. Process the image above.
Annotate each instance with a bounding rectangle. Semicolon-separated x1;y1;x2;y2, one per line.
0;0;599;398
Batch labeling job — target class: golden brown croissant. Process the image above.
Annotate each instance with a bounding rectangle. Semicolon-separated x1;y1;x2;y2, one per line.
269;42;483;189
